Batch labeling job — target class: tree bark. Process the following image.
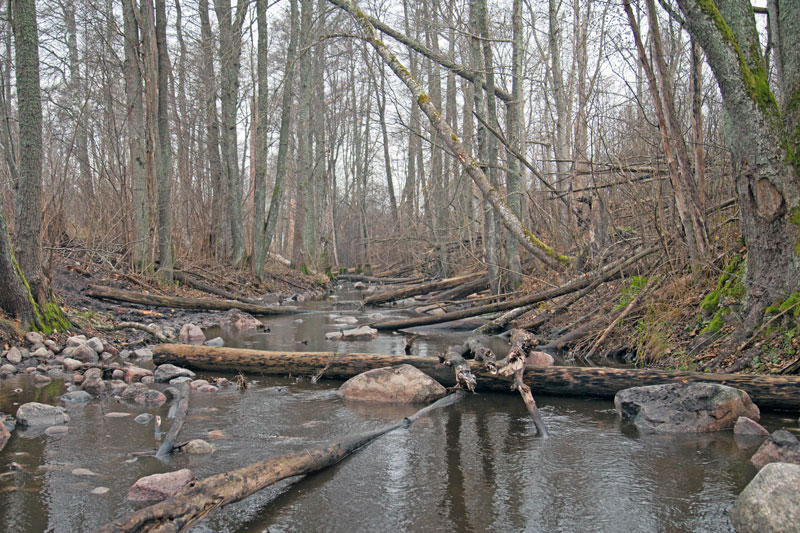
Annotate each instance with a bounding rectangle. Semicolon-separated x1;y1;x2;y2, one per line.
154;0;173;280
153;344;800;410
363;272;486;305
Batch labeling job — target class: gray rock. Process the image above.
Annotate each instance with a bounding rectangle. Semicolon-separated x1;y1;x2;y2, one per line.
44;426;69;436
751;430;800;469
60;391;92;404
62;358;83;371
6;347;22;364
0;364;17;375
525;351;555;367
31;347;52;359
16;403;70;427
179;323;206;344
134;413;153;424
33;374;51;385
111;369;125;380
119;349;131;359
338;364;447;403
44;339;61;353
81;375;106;397
127;469;196;502
203;336;224;347
66;335;86;348
154;364;196;383
91;487;110;495
47;368;63;380
734;416;769;436
24;332;44;345
182;439;215;454
64;343;99;363
124;366;153;383
141;375;154;384
614;382;759;433
730;462;800;533
109;380;128;395
72;467;99;476
169;376;192;385
86;337;105;354
189;379;209;390
133;348;153;360
163;386;180;399
120;383;167;406
341;325;378;341
196;384;218;393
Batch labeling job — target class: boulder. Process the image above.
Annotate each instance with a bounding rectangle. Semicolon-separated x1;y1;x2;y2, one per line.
16;403;70;427
120;383;167;406
60;391;92;404
614;382;759;433
730;462;800;533
62;358;83;371
24;331;44;345
338;364;447;403
220;309;262;330
182;439;215;454
124;366;153;383
525;351;555;367
734;416;769;436
85;337;105;354
64;343;99;364
326;325;379;342
133;348;154;360
178;323;206;344
126;469;196;502
154;364;196;383
6;347;22;364
751;430;800;469
204;336;224;347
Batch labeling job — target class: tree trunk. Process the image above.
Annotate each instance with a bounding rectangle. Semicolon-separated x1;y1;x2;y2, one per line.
153;345;800;410
252;0;269;278
155;0;173;280
505;0;523;287
0;211;33;326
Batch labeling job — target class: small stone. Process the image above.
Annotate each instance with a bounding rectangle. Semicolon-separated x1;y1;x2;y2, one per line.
44;339;61;352
33;374;51;385
134;413;153;424
734;416;769;436
91;487;110;495
64;344;99;364
109;380;128;395
61;391;92;404
72;468;99;476
133;348;153;360
203;337;224;347
6;347;22;364
163;386;180;399
169;376;192;385
220;308;263;330
86;337;105;354
16;403;70;427
0;364;16;375
196;384;218;393
207;429;228;440
324;331;343;341
104;412;131;418
141;376;154;384
24;332;44;345
182;439;215;454
111;369;125;380
333;316;359;324
44;426;70;436
751;430;800;468
31;347;52;359
127;469;196;502
66;335;87;347
124;366;153;383
215;378;232;388
62;358;83;371
179;323;206;344
189;379;209;390
72;374;84;385
119;350;131;359
154;364;196;383
340;325;379;341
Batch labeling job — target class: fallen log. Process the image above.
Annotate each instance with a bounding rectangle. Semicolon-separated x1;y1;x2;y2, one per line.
373;245;658;331
364;272;485;305
97;322;172;343
429;276;490;303
496;335;548;437
440;344;477;391
156;383;189;458
153;344;800;410
87;285;297;315
94;392;464;532
173;271;262;305
338;274;423;284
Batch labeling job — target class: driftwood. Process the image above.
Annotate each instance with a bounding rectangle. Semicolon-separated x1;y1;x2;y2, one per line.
496;330;548;436
338;274;422;284
440;344;477;391
97;322;172;343
429;276;490;303
173;271;261;305
153;344;800;410
363;272;484;305
94;392;464;532
156;384;190;458
373;245;658;331
87;285;297;315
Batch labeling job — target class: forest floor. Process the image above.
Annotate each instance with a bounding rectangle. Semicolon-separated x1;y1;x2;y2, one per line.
2;251;798;376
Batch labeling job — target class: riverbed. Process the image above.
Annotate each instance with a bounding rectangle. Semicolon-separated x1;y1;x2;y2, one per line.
0;285;795;532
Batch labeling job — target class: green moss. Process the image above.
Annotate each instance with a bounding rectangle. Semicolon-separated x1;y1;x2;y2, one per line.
616;276;649;310
698;256;745;333
765;291;800;320
417;94;429;105
523;229;573;265
701;309;726;333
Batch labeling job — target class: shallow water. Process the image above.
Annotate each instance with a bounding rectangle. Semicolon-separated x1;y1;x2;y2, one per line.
0;285;793;532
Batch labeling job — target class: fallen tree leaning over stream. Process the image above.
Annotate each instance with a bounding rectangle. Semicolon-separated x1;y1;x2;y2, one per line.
153;345;800;410
94;392;464;532
87;285;297;315
363;272;486;305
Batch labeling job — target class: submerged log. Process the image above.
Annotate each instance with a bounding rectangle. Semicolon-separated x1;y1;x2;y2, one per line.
156;383;189;458
363;272;485;305
95;392;464;532
87;285;297;315
153;344;800;410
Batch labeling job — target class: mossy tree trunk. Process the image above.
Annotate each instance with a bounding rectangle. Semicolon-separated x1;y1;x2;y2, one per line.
673;0;800;326
9;0;70;333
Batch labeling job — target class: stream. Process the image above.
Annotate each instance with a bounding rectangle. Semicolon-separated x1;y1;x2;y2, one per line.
1;285;796;532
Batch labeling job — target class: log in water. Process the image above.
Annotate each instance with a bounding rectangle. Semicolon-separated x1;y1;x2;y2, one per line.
154;344;800;410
